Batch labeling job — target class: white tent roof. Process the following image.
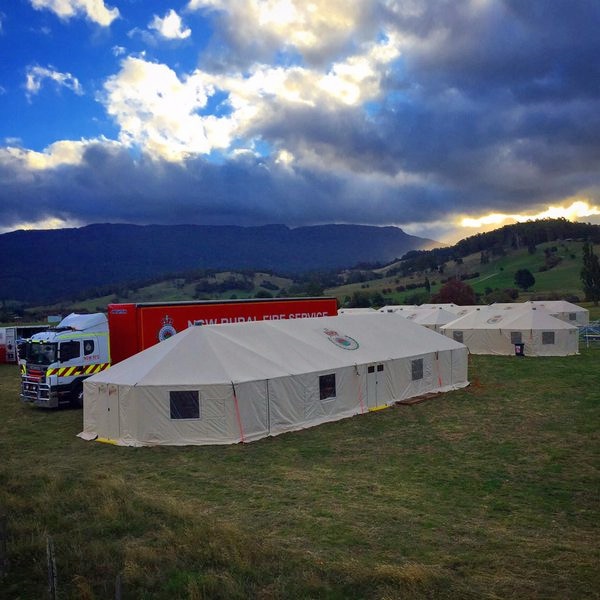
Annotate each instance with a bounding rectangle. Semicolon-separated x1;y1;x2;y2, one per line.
411;307;459;327
527;300;588;316
337;307;377;314
442;306;577;331
491;300;586;314
90;314;465;387
420;303;458;310
501;306;578;331
420;304;485;316
378;305;419;313
449;305;482;317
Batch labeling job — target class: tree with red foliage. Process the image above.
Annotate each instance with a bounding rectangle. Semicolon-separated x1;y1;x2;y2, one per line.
431;278;477;305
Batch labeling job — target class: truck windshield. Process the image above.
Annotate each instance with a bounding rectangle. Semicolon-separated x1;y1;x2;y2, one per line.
26;342;57;366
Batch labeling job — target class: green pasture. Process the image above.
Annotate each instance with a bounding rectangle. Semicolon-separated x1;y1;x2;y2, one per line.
329;241;587;305
1;347;598;599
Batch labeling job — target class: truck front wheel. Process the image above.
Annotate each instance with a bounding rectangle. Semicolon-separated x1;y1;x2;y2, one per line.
71;381;84;408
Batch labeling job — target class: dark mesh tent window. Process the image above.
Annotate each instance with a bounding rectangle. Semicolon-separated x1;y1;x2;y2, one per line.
568;313;576;321
170;391;200;419
542;331;555;345
319;374;336;400
453;331;463;343
510;331;522;344
412;358;423;381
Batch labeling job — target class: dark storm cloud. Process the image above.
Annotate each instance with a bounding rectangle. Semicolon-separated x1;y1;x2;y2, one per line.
0;140;459;230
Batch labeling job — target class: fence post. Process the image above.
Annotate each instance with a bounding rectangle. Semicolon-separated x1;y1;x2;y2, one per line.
115;572;122;600
0;513;7;578
47;535;58;600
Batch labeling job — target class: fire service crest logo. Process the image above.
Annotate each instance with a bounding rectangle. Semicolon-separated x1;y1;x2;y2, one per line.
158;315;177;341
324;328;359;350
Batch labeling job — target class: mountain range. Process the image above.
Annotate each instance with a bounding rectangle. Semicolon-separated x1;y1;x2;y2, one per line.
0;223;436;304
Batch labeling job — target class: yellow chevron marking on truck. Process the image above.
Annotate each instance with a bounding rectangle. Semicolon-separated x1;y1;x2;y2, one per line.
45;363;109;377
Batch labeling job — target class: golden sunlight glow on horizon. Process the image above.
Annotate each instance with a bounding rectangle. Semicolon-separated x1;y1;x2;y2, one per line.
459;200;600;229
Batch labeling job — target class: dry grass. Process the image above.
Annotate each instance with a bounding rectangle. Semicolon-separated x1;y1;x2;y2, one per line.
1;349;599;599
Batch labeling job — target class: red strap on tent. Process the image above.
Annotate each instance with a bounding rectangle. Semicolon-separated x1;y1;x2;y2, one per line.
355;365;365;413
231;382;245;443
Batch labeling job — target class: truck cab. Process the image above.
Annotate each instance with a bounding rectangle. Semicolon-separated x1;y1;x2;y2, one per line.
20;313;110;408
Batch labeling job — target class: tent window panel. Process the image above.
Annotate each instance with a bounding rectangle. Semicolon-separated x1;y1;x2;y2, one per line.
568;313;576;321
411;358;424;381
377;364;384;372
170;391;200;420
453;331;464;343
319;374;336;401
542;331;555;345
510;331;522;344
367;366;375;373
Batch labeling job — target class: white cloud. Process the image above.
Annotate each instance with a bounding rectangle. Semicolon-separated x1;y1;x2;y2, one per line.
29;0;119;27
25;65;83;98
317;34;400;106
187;0;370;62
149;9;191;40
103;58;231;161
101;32;398;162
1;138;117;170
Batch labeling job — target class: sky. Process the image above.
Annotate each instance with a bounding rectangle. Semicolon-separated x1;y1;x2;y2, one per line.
1;0;599;244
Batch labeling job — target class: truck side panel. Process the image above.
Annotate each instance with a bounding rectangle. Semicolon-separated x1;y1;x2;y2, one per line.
107;303;138;366
109;298;337;364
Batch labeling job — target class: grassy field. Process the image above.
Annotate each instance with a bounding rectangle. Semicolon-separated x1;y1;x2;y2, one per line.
1;349;599;599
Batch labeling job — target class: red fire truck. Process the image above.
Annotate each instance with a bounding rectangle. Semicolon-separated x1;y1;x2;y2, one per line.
107;297;338;364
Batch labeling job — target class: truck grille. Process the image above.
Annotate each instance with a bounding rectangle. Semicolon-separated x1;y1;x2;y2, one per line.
21;369;50;403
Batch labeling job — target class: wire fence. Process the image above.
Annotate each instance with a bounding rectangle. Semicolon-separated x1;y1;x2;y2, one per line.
579;320;600;347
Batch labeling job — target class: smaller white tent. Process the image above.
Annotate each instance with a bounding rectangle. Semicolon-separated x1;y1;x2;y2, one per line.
410;307;459;332
378;305;419;313
490;301;589;326
338;307;377;315
528;300;589;326
448;305;481;318
420;303;459;311
441;306;579;356
80;314;469;446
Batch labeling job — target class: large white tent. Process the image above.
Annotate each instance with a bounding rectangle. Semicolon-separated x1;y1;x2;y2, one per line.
441;305;579;356
79;314;469;447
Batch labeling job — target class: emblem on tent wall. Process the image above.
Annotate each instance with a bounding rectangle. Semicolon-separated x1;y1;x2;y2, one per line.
158;315;177;341
324;328;359;350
